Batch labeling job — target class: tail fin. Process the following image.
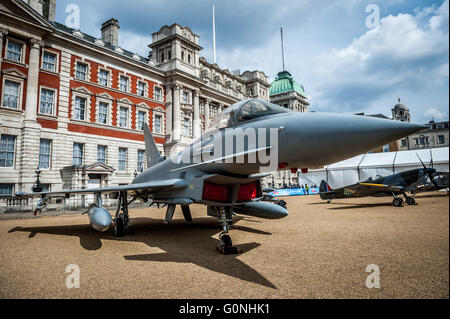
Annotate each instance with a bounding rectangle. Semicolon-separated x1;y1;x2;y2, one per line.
143;123;163;168
320;180;332;193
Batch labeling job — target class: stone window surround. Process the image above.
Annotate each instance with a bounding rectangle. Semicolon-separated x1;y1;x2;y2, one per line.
4;37;26;64
95;94;113;126
137;80;148;98
38;85;58;117
71;87;92;122
119;74;130;93
136;103;150;131
153;85;163;101
98;67;111;87
152;107;165;135
40;48;59;73
74;59;90;81
117;100;132;128
1;74;24;112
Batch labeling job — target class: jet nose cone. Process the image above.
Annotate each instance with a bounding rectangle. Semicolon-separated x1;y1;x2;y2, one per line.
280;113;425;168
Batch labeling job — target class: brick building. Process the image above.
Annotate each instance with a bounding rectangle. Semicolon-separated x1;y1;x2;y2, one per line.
0;0;269;201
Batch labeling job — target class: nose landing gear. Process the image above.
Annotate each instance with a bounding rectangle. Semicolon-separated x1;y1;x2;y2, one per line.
215;207;239;255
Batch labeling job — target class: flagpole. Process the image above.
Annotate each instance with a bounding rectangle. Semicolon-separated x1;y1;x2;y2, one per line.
213;1;216;64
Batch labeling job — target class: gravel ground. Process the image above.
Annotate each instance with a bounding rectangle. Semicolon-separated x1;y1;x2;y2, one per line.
0;192;448;299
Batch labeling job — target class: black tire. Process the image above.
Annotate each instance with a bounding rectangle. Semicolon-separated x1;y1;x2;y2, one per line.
114;218;124;237
393;198;402;207
220;234;232;248
406;196;416;205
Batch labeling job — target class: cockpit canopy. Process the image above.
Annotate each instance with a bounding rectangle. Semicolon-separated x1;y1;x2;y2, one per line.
208;99;292;131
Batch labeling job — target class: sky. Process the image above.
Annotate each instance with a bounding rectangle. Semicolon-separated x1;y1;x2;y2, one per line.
54;0;449;123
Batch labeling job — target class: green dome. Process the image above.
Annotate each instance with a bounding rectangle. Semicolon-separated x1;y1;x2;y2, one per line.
269;71;306;97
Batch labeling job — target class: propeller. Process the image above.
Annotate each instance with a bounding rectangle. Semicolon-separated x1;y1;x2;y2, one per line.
416;153;439;188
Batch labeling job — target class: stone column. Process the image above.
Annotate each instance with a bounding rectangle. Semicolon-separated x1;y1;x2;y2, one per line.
193;90;201;139
204;98;210;130
165;86;172;142
0;28;9;70
172;84;181;141
25;38;42;121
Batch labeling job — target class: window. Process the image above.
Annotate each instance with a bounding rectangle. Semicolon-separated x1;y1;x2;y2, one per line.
119;107;129;128
438;135;445;144
382;144;390;153
137;111;146;130
182;91;189;104
2;80;21;109
0;135;15;167
39;139;51;169
183;118;190;136
137;150;145;172
181;51;185;61
42;51;57;72
154;87;162;101
97;145;107;164
73;143;84;166
119;76;128;92
401;139;407;147
167;50;171;60
188;54;191;64
6;41;22;62
98;69;109;86
159;51;164;62
154;114;162;134
75;62;88;81
98;102;108;124
74;97;87;120
118;148;127;171
137;81;146;97
0;184;14;196
39;88;55;115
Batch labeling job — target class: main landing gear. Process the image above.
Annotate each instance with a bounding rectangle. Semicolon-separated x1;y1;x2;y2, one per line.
392;193;416;207
113;191;133;237
215;207;239;255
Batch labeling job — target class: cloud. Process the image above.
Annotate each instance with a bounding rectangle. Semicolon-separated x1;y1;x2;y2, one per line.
302;0;449;122
424;108;447;121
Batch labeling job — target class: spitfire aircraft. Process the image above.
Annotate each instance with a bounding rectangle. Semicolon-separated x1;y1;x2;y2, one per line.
17;98;424;253
319;158;440;207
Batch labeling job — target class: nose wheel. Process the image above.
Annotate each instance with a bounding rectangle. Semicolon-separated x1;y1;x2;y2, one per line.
215;207;240;255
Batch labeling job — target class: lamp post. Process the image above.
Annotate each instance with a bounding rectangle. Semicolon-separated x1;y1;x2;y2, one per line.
32;168;43;193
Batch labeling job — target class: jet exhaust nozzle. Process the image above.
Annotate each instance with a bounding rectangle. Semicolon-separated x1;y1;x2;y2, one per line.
233;201;288;219
88;206;112;232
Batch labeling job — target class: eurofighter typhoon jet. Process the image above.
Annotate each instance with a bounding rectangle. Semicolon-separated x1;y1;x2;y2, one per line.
19;99;424;253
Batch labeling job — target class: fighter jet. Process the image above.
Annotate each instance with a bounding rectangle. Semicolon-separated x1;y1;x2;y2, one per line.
319;157;439;207
16;98;424;253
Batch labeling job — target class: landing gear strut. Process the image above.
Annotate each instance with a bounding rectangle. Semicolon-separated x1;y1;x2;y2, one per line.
113;191;131;237
216;207;239;255
403;193;416;205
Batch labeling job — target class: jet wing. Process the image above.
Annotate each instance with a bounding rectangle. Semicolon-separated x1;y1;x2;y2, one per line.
16;179;188;197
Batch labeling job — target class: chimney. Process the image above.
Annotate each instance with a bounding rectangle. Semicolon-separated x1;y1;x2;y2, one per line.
42;0;56;22
101;18;120;47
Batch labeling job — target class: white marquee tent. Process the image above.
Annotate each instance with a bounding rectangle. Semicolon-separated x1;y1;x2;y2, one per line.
299;147;449;189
